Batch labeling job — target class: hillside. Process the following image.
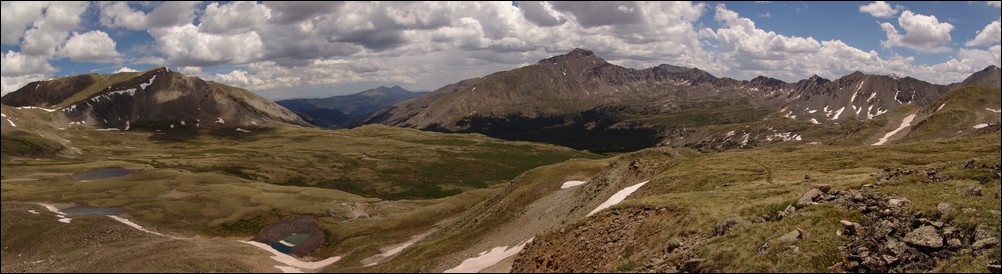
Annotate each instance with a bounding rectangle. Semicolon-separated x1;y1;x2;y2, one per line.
1;67;309;130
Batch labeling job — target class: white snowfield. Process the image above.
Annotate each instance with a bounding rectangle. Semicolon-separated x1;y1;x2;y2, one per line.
444;238;534;273
587;181;649;217
873;114;917;146
38;203;71;223
108;216;167;237
973;124;989;129
240;241;342;272
560;180;588;189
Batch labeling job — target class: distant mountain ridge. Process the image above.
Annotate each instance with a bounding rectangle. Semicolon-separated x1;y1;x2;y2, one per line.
362;48;1000;152
277;86;425;128
1;67;309;130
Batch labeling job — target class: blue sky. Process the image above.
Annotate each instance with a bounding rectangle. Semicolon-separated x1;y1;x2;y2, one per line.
1;1;999;99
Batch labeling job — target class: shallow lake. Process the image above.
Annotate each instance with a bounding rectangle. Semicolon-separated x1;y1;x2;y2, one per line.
62;205;125;216
73;168;141;181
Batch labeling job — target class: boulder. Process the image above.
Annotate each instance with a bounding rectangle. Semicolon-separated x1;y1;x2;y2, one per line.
778;229;805;243
811;184;833;193
903;226;944;250
965;186;984;197
888;198;910;208
777;205;796;219
797;188;823;208
840;220;861;236
976;224;993;241
974;237;1000;250
714;218;748;236
987;264;1001;273
936;203;952;217
947;238;963;249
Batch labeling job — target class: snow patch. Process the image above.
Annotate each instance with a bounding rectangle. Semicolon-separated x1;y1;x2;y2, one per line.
873;114;917;146
810;118;820;124
588;181;649;217
808;109;818;114
15;106;58;112
216;117;225;124
936;104;946;112
867;92;877;103
240;241;342;270
561;180;588;189
96;128;121;131
873;108;888;117
973;124;989;129
766;132;802;142
5;118;15;127
725;130;736;137
38;203;71;223
275;266;304;273
987;108;1001;114
124;121;130;131
444;238;534;273
236;128;251;133
109;216;167;237
740;133;751;146
849;81;864;104
471;87;476;92
832;107;846;120
140;75;156;90
28;210;39;215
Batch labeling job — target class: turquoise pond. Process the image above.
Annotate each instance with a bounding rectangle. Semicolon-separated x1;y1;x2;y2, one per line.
269;233;310;254
73;168;141;181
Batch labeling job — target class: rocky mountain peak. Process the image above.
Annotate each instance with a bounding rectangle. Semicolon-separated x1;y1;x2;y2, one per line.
958;65;1002;89
539;48;608;66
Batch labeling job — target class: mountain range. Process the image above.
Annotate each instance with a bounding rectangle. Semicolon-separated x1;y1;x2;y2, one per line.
362;49;1000;152
277;86;425;128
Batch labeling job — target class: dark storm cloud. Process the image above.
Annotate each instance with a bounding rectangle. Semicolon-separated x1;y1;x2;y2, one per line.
263;1;345;24
549;1;642;28
518;1;566;27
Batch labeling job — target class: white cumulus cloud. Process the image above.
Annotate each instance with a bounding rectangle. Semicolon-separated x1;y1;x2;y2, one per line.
880;10;954;53
859;1;902;18
60;31;120;62
965;20;1001;47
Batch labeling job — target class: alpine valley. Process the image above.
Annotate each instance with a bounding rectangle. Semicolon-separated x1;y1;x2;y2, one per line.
2;48;999;274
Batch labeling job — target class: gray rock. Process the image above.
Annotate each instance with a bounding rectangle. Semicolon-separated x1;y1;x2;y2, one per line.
797;188;823;208
778;229;804;243
811;183;832;193
947;238;963;249
974;237;1000;250
777;204;796;219
936;203;952;217
903;226;944;250
714;218;747;236
681;258;703;272
840;220;861;236
965;186;984;197
665;239;683;253
976;224;993;241
888;198;910;208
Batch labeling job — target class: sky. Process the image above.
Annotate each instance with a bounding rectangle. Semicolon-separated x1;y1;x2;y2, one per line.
1;1;1000;100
